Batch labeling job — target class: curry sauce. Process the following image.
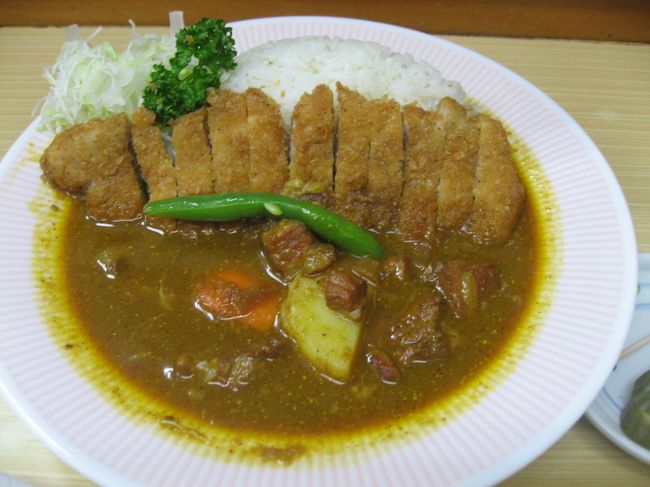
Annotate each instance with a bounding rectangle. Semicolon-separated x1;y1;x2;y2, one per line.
61;200;537;435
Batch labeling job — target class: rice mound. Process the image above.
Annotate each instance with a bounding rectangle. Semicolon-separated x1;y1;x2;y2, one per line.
221;37;466;128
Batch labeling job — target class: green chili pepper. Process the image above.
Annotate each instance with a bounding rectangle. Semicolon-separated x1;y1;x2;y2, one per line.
144;193;385;259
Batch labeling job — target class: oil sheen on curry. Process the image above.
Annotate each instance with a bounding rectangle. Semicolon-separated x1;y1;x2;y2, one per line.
42;83;538;437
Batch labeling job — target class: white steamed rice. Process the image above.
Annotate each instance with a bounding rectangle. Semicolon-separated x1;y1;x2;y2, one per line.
221;37;466;128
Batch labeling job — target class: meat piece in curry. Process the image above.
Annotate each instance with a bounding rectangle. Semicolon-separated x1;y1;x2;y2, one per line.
261;220;314;279
320;268;368;314
366;348;401;384
302;243;337;276
436;260;500;319
193;338;286;392
42;84;537;438
385;291;448;366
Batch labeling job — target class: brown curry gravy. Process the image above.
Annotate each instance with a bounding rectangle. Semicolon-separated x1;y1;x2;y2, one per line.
33;132;559;464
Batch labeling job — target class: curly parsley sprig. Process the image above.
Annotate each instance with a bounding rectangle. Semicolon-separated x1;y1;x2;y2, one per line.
143;18;237;125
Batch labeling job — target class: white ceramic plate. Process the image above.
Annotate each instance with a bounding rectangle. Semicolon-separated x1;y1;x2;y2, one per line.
0;16;638;487
587;253;650;464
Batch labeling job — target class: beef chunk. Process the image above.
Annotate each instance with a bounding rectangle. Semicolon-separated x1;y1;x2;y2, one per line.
262;220;314;278
197;352;257;391
194;337;286;391
194;276;246;320
367;349;400;384
381;255;411;282
436;260;499;319
320;269;367;312
302;243;337;276
389;292;448;366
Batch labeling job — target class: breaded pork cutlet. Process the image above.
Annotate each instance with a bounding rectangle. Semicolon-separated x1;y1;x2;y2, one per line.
436;97;479;232
397;104;445;242
207;89;251;192
285;85;336;207
367;97;404;230
467;114;525;244
131;107;177;230
286;84;335;207
334;83;373;226
172;108;213;196
40;113;143;220
246;88;289;193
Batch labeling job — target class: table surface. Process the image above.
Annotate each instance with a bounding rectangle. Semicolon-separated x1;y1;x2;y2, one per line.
1;25;649;486
1;0;650;43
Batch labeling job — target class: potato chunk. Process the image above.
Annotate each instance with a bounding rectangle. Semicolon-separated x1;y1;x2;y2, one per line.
280;275;362;382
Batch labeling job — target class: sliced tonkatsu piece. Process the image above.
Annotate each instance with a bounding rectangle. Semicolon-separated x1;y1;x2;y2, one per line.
334;83;373;226
246;88;289;193
436;97;479;232
397;104;445;242
40;113;143;221
207;88;251;192
467;114;525;244
286;84;335;207
366;97;404;230
172;108;213;196
131;107;177;230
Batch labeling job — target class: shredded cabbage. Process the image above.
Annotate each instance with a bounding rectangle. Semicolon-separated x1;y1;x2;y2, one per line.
37;20;181;132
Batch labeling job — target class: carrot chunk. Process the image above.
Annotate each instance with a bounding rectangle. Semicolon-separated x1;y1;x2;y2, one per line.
215;269;257;289
239;291;283;332
194;268;282;332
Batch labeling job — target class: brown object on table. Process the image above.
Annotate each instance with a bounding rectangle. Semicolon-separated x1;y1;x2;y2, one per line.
1;0;649;42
